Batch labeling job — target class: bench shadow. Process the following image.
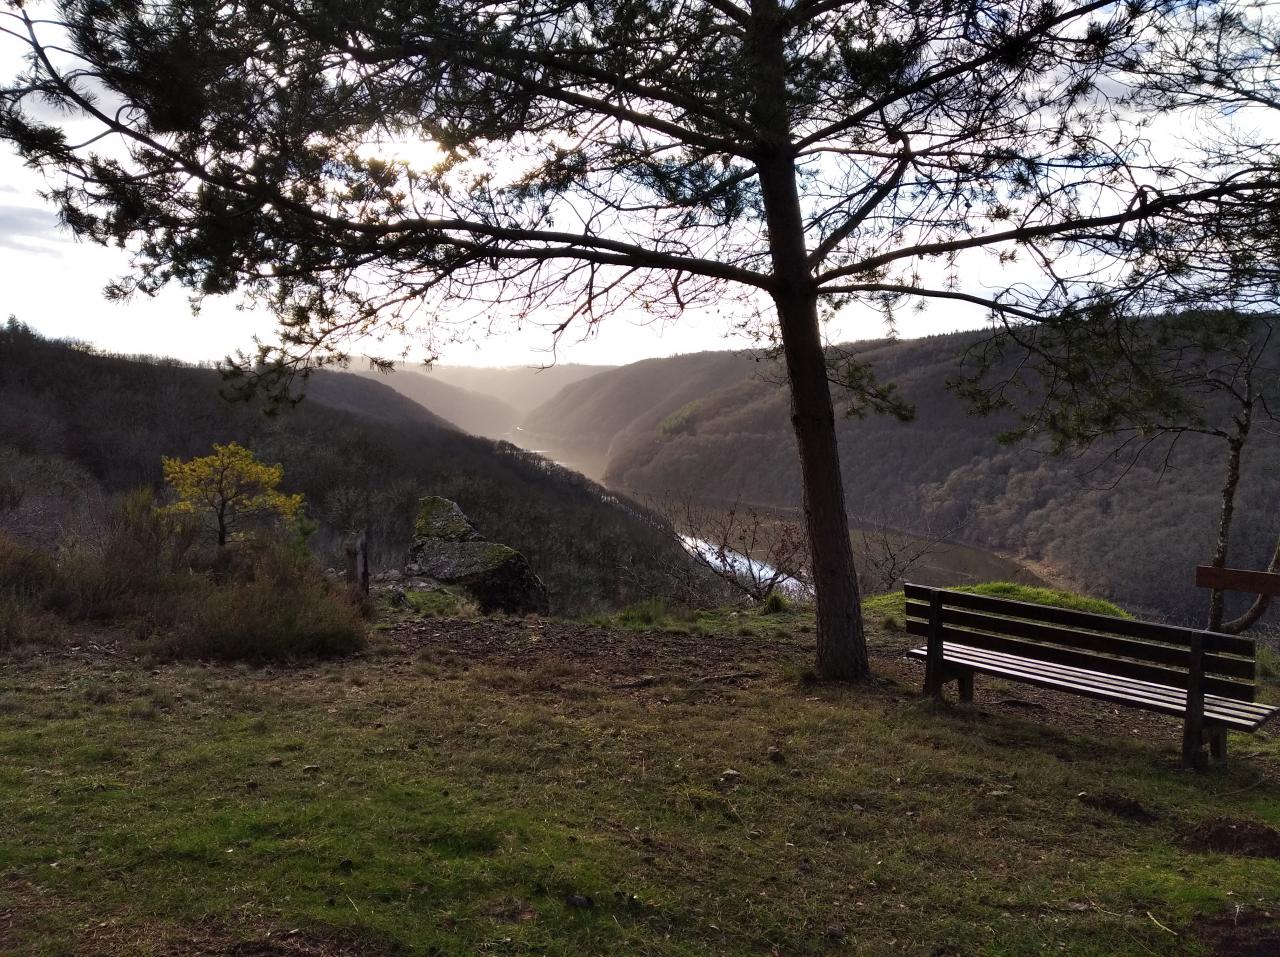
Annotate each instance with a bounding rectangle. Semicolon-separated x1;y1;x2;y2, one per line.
905;686;1280;792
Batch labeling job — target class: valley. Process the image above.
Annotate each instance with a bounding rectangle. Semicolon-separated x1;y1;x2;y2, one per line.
391;334;1264;625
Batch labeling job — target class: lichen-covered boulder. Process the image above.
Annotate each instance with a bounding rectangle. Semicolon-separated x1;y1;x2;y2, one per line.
405;497;549;615
414;496;481;542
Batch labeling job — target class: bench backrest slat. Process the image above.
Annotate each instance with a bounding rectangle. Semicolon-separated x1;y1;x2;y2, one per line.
902;584;1260;704
902;601;1255;680
902;619;1255;700
903;583;1254;656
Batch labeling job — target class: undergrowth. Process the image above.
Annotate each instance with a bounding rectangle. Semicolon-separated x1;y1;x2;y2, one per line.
401;587;478;619
0;490;366;662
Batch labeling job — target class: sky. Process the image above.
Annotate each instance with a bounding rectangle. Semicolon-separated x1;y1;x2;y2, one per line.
0;150;991;369
0;12;1017;370
6;4;1246;371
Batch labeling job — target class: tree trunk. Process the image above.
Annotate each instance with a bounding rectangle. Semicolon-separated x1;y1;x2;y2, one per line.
772;291;869;680
1207;410;1251;630
750;0;868;680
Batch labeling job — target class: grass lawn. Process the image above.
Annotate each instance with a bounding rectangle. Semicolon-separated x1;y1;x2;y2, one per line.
1;602;1278;955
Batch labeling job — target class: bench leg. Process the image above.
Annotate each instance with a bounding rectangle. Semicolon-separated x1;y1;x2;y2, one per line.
1209;727;1228;764
957;669;974;703
1182;715;1205;771
924;593;944;699
1182;637;1207;771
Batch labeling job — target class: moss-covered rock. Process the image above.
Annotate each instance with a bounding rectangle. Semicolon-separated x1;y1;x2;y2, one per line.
405;498;549;615
413;496;480;542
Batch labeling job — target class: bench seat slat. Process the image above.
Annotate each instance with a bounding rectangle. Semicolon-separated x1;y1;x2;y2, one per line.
903;583;1254;656
937;646;1276;731
903;601;1255;680
904;619;1256;701
906;645;1197;718
907;644;1278;731
911;641;1274;722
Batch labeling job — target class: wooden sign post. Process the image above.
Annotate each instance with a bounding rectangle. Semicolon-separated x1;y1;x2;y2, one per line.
1195;565;1280;598
1192;564;1280;765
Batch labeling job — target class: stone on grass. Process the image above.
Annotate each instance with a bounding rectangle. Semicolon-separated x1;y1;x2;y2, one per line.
404;496;549;616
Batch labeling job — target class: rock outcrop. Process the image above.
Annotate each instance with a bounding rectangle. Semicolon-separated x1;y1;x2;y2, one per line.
402;496;550;615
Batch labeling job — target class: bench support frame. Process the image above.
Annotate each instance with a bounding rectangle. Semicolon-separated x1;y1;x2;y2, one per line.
924;591;978;705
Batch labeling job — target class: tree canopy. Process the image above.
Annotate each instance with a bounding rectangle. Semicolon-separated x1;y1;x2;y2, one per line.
163;442;304;547
4;0;1277;677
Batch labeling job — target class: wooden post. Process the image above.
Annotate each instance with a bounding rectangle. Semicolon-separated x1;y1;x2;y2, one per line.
958;670;974;703
924;591;944;699
356;528;369;595
1182;634;1206;771
344;535;358;586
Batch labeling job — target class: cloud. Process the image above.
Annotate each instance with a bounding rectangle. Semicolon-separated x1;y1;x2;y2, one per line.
0;204;67;255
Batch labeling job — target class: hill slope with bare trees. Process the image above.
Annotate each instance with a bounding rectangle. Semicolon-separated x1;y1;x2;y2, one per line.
521;334;1280;624
0;325;704;614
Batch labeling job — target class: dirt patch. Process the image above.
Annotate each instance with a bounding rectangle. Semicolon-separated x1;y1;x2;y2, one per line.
96;923;383;957
1185;818;1280;859
220;933;379;957
1077;790;1159;824
386;616;815;682
11;612;1278;763
0;879;382;957
1192;911;1280;957
480;897;537;923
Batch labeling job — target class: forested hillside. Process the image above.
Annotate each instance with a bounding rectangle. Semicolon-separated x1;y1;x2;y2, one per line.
523;334;1280;624
0;326;705;614
352;367;522;439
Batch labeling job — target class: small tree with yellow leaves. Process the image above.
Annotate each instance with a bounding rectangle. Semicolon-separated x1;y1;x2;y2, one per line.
162;443;303;548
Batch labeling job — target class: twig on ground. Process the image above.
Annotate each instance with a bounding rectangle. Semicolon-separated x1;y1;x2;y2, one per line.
697;670;764;683
613;675;659;689
1146;912;1177;936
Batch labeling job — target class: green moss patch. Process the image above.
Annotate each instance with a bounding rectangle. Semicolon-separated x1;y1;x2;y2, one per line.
959;581;1131;618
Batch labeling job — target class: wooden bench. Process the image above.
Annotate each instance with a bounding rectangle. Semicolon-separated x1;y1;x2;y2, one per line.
902;583;1278;768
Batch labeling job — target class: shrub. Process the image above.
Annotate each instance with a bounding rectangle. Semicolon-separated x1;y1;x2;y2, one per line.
0;592;65;651
0;533;58;598
152;535;366;662
618;597;670;628
101;488;199;579
759;592;789;615
37;490;199;623
41;547;136;622
0;533;68;650
1;494;366;662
